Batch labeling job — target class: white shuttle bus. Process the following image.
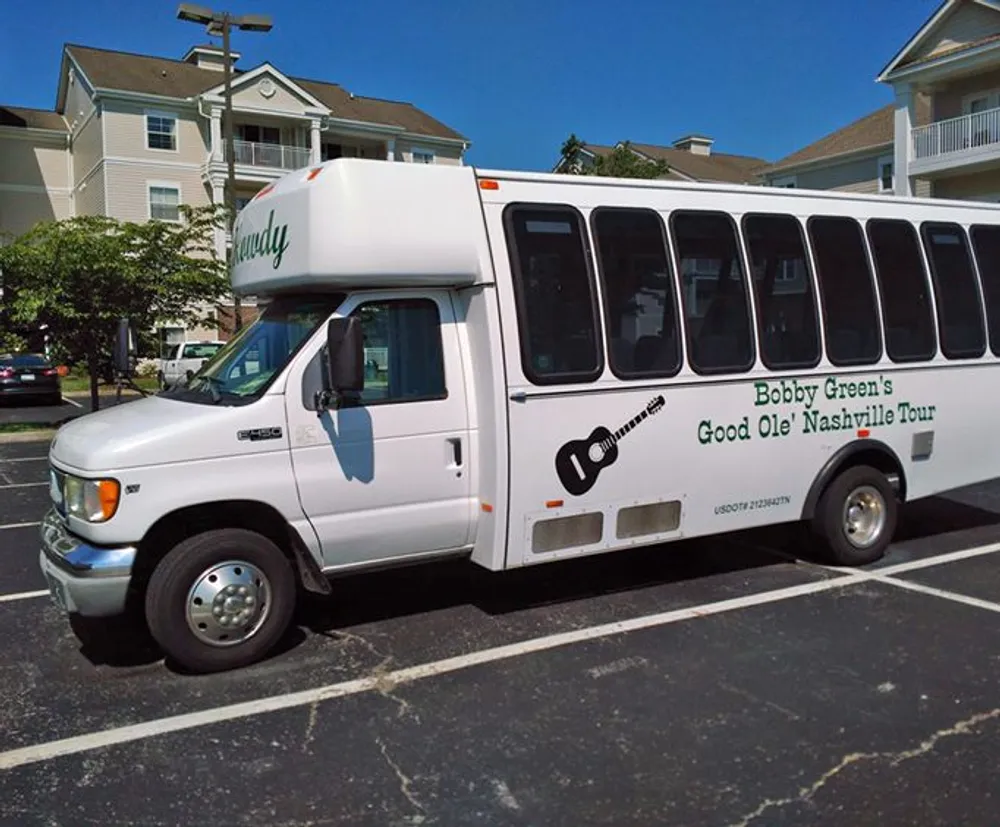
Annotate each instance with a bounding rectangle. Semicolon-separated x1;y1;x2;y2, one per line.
39;158;1000;672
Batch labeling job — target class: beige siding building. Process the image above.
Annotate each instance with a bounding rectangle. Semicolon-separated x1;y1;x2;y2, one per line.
0;41;469;344
762;0;1000;203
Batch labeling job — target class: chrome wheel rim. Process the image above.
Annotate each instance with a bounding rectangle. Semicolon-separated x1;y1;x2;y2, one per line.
842;485;886;549
185;560;272;647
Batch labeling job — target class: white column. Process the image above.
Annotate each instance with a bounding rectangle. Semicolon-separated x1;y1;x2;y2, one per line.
386;138;396;161
211;177;226;259
310;120;321;165
893;83;915;197
210;107;223;163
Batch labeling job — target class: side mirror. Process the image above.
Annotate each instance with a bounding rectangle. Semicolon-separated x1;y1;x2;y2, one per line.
113;318;134;377
317;316;364;411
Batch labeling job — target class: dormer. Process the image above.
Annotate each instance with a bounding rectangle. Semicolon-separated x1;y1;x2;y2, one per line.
672;134;714;156
182;44;240;72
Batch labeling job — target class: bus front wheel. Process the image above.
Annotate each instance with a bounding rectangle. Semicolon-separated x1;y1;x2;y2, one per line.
144;528;297;674
811;465;898;567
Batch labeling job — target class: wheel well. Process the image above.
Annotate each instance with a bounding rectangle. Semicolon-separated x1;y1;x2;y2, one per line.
127;501;327;612
801;440;907;521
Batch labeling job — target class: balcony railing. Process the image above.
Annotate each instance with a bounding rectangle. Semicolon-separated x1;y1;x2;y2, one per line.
224;139;311;171
912;108;1000;161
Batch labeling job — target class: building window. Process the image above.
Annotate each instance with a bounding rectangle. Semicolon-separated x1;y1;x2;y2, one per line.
771;175;796;188
146;112;177;151
412;148;435;164
149;184;181;222
878;157;894;192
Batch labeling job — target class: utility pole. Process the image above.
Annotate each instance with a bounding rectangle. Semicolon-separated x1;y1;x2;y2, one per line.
176;4;272;335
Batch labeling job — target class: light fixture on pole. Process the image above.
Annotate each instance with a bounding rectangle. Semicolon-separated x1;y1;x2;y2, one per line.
176;4;273;334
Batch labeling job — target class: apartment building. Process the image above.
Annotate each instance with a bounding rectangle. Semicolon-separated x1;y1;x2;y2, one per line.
762;0;1000;202
553;136;768;183
0;41;468;341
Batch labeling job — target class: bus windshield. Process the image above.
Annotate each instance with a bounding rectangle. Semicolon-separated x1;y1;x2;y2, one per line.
162;293;344;406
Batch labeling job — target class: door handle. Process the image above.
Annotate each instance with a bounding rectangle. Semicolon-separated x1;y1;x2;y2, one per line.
447;437;463;468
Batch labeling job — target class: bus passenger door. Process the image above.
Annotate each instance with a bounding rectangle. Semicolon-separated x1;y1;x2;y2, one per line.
285;291;474;569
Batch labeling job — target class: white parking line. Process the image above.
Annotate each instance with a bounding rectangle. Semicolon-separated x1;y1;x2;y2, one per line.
0;456;47;463
0;571;871;771
734;538;1000;612
0;522;41;531
0;482;47;490
62;397;83;409
0;590;47;605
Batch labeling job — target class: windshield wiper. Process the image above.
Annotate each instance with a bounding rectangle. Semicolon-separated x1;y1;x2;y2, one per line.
194;375;224;404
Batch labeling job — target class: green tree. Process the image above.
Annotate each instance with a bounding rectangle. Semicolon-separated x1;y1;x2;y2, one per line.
0;204;231;411
557;135;670;179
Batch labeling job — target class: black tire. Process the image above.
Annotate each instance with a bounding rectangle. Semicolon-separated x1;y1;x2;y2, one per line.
811;464;898;566
144;528;297;674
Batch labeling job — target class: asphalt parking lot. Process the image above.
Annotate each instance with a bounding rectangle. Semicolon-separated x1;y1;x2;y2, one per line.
2;438;1000;826
0;392;134;426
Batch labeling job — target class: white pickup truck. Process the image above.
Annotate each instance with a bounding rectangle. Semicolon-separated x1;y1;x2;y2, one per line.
158;341;225;389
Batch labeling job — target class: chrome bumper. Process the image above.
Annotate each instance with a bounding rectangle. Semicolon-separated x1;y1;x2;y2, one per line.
38;509;136;616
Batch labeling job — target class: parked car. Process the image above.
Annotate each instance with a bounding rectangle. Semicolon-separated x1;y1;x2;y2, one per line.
158;341;225;389
0;353;63;405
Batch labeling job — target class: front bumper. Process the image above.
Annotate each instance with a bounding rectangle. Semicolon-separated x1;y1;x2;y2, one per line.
38;509;136;616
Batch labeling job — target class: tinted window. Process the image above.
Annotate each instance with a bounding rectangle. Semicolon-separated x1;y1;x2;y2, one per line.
743;213;820;369
505;205;602;384
8;354;49;368
867;219;937;362
969;224;1000;355
182;343;223;360
670;211;754;374
592;208;681;378
352;299;446;405
807;217;881;366
921;222;986;359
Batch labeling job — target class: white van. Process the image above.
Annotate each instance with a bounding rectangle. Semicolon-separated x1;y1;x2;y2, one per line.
39;158;1000;673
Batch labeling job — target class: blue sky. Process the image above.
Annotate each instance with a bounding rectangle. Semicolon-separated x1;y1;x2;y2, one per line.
1;0;941;170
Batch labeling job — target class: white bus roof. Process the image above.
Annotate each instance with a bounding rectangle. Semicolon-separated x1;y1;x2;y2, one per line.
230;157;1000;297
230;159;488;296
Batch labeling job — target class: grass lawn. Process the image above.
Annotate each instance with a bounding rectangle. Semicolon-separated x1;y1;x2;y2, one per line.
0;422;55;435
61;375;159;394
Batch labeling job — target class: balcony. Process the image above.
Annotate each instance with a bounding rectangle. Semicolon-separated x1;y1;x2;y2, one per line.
224;139;311;171
910;108;1000;176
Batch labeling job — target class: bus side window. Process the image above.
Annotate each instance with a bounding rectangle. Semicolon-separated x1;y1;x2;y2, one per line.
867;219;937;362
742;213;821;371
921;222;987;359
807;217;882;366
669;210;755;375
592;207;681;378
504;204;603;385
969;224;1000;356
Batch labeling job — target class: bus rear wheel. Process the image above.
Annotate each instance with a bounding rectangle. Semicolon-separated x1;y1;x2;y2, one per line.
812;465;898;567
144;528;296;673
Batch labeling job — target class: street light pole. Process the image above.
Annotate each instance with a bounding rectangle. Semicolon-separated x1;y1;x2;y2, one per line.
176;4;273;336
220;12;241;332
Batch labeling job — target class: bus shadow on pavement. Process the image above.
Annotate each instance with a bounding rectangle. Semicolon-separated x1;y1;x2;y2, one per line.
68;491;1000;672
297;536;788;636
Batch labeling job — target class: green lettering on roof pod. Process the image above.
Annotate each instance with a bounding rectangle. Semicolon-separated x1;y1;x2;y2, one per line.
232;209;290;270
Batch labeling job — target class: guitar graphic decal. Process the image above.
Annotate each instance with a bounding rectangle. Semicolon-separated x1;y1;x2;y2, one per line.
554;395;666;496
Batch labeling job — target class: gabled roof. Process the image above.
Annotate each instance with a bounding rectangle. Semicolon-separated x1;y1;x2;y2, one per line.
878;0;1000;81
0;105;67;132
198;62;329;111
557;140;767;183
59;43;467;142
765;96;932;175
629;143;768;183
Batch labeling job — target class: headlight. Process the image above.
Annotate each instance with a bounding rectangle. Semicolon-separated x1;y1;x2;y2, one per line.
63;475;120;523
